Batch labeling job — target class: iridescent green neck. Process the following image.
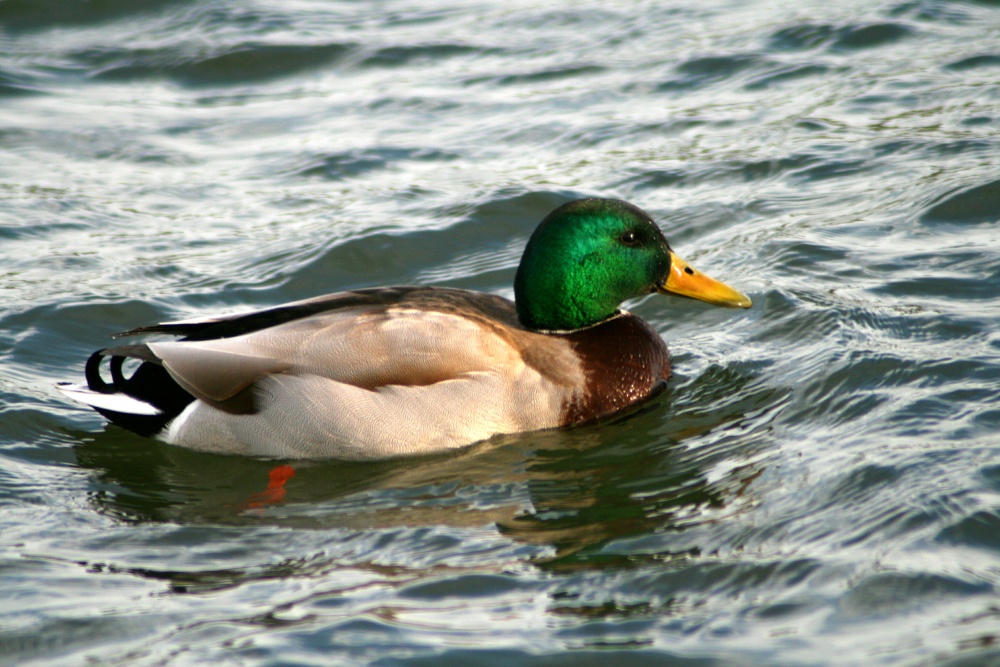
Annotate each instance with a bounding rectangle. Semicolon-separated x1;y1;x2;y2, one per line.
514;199;672;332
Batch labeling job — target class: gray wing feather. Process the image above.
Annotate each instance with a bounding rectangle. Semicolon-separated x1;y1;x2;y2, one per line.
155;307;583;458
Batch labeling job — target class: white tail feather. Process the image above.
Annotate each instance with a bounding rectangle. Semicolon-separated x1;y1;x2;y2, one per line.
57;384;162;416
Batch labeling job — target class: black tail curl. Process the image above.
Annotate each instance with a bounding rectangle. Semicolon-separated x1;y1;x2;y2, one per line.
84;345;195;437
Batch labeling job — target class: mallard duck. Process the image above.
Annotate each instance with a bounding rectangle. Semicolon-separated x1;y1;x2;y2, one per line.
60;198;751;459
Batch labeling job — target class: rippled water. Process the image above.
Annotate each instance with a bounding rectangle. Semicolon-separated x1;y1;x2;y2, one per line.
3;1;1000;665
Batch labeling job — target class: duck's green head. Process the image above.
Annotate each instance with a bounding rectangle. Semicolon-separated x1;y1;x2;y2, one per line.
514;198;751;331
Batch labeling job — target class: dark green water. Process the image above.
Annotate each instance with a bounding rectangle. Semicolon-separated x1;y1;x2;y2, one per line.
3;1;1000;665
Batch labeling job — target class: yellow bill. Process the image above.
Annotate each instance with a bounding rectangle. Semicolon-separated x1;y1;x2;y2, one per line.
658;251;752;308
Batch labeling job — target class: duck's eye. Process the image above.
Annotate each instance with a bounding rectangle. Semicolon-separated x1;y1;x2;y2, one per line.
619;230;639;246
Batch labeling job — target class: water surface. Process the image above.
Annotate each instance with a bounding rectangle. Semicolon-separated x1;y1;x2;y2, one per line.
2;0;1000;665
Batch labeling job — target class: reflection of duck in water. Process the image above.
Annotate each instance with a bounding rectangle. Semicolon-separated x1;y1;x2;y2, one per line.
75;403;768;561
61;199;750;459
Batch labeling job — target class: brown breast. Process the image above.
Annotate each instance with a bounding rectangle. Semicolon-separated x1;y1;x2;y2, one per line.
557;312;671;426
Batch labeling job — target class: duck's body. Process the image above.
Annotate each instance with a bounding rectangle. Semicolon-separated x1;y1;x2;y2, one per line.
65;287;669;459
61;199;750;460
